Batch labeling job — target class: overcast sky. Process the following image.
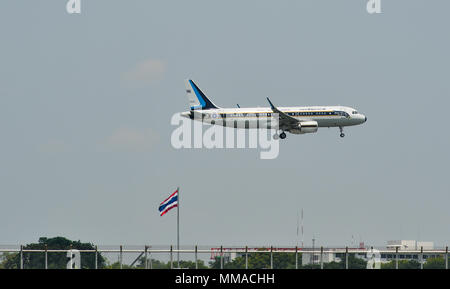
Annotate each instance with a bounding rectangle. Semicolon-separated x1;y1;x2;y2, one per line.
1;0;449;249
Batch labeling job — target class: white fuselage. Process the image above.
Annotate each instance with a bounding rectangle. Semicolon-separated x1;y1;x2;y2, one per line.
181;106;366;130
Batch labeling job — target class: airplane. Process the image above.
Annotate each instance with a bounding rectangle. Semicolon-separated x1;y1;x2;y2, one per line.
180;79;367;139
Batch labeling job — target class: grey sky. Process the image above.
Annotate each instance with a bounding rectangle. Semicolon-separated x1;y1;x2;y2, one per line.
0;1;449;248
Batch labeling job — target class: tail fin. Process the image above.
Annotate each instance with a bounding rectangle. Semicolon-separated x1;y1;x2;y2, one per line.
185;79;220;110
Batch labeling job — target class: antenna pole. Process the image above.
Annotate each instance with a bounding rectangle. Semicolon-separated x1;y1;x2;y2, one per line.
312;235;315;265
301;208;304;249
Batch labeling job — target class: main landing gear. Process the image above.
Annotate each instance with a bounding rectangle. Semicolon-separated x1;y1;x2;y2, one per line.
339;127;345;138
273;131;287;140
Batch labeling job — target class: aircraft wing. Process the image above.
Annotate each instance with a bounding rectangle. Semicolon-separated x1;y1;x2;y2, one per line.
266;97;300;129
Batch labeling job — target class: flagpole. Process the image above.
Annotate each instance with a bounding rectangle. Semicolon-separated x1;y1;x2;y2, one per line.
177;186;180;268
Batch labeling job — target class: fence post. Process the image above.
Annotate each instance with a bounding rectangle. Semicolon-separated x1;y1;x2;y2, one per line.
170;245;173;269
270;246;273;269
345;247;348;269
144;246;148;269
20;245;23;269
45;244;48;269
420;246;423;270
69;244;73;269
245;246;248;269
295;246;298;269
195;245;198;269
220;246;223;269
95;245;98;269
446;246;448;270
395;247;399;269
320;246;323;269
120;245;123;269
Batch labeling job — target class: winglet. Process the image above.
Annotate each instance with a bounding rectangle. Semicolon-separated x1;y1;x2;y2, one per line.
266;97;275;109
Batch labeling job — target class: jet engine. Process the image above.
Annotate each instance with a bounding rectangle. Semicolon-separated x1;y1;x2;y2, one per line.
288;121;318;134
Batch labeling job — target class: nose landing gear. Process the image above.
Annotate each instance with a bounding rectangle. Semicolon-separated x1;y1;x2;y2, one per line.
273;131;287;140
339;127;345;138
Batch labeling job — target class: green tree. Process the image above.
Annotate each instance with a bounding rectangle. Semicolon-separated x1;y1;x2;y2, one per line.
209;250;299;269
381;260;421;269
209;252;366;269
132;257;208;269
301;263;321;269
337;254;367;269
0;253;17;269
1;237;107;269
178;260;209;269
104;262;134;269
145;259;170;269
424;257;446;269
323;262;342;269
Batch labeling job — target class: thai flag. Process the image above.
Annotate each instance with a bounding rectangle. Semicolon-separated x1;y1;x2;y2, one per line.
158;190;178;216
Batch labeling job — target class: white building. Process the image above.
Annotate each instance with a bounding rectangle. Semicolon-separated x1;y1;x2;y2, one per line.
381;240;438;263
386;240;434;251
301;250;337;265
301;240;439;266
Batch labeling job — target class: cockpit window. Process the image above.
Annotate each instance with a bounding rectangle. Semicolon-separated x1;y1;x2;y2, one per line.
336;111;350;117
352;111;358;114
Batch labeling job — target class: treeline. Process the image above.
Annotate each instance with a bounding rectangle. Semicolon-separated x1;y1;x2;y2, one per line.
209;253;367;269
380;258;447;269
0;237;210;269
1;237;448;269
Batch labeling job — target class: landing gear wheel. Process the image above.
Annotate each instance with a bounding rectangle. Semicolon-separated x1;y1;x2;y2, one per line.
340;133;345;138
280;132;287;139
